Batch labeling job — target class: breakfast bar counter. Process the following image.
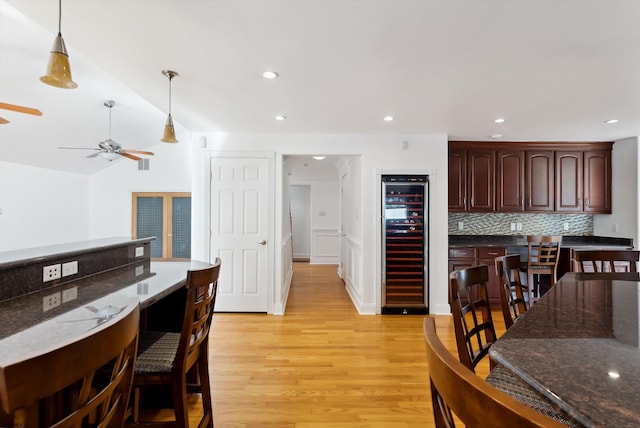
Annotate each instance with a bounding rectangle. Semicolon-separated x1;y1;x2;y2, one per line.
0;260;210;366
490;272;640;427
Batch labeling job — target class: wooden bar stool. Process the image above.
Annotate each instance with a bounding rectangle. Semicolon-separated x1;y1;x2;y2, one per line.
524;235;562;301
573;249;640;272
495;254;529;329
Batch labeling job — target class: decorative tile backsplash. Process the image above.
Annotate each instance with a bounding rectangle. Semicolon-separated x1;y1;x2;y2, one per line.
448;213;593;236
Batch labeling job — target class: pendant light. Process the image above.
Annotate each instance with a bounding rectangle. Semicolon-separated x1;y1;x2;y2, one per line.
161;70;179;143
40;0;77;89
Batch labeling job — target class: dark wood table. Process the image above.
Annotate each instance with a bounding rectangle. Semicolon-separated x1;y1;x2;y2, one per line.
489;272;640;428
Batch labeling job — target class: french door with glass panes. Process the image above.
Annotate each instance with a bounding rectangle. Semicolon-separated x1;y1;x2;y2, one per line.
132;192;191;260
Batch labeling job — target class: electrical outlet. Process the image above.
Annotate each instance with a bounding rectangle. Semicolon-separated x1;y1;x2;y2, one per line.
516;222;523;231
61;287;78;303
43;264;61;282
510;222;516;231
135;246;145;257
43;291;61;311
564;222;570;231
62;261;78;277
458;221;464;230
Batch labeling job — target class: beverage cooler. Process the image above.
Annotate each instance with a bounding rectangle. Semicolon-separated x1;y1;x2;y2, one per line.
382;175;428;314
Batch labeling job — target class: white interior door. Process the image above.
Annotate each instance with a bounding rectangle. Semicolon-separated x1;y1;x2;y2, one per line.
210;156;271;312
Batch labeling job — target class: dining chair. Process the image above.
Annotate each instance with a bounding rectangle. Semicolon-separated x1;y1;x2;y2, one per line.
495;254;529;330
524;235;562;301
573;249;640;273
128;259;221;428
0;302;139;428
449;265;497;372
423;317;569;428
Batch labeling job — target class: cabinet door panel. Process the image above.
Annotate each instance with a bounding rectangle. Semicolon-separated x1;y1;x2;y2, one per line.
448;149;467;211
497;150;525;212
526;151;554;211
584;151;611;213
468;150;495;212
556;151;583;212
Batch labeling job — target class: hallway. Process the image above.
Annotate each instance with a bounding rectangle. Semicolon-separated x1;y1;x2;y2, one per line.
208;262;433;427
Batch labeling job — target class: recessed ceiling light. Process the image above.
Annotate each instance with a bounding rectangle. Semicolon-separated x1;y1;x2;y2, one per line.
494;118;505;123
313;156;326;160
490;134;503;139
262;71;279;79
384;116;394;122
275;115;287;121
608;371;620;379
605;119;619;124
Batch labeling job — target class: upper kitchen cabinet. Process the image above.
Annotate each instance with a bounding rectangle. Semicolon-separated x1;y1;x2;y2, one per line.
448;148;467;212
448;141;613;214
467;149;495;212
526;150;555;212
583;150;611;213
556;151;583;212
448;148;495;212
555;149;611;213
497;150;525;212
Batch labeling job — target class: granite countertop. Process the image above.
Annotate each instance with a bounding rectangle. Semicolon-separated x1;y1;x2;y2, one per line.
0;237;155;270
489;274;640;427
449;234;633;249
0;260;211;361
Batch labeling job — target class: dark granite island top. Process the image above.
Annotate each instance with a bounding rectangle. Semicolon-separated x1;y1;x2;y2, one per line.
490;273;640;427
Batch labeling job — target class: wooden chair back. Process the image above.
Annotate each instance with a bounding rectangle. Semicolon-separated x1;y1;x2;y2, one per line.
177;261;221;376
130;259;221;428
495;254;529;329
0;302;139;428
423;317;567;428
448;265;496;372
574;249;640;273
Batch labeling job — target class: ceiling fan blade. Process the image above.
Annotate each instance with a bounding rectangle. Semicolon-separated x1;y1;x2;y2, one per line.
0;117;9;124
120;152;142;161
123;149;154;156
58;147;101;150
86;153;100;158
0;102;43;116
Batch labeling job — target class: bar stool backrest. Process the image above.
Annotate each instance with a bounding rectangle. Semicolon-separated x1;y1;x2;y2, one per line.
0;303;139;428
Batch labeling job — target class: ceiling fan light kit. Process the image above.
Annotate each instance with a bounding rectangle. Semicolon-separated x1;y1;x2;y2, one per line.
40;0;77;89
161;69;179;143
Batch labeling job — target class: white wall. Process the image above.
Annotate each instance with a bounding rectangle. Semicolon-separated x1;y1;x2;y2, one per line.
289;173;341;264
594;137;639;248
194;134;450;314
0;161;90;251
88;139;193;239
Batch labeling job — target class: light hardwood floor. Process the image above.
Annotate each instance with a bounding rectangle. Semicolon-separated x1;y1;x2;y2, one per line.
155;262;505;427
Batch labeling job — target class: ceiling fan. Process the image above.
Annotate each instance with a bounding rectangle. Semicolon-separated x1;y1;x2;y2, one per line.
0;102;43;124
59;100;154;162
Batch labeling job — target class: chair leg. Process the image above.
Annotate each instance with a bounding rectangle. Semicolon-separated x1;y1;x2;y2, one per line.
197;352;214;428
172;375;190;428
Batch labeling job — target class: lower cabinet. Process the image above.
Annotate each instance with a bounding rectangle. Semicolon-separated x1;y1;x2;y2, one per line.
448;246;506;307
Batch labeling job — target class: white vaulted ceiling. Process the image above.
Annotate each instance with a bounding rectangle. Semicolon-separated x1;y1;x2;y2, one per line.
1;0;640;175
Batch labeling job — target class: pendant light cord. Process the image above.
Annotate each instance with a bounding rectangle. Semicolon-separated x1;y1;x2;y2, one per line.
108;105;112;140
58;0;62;36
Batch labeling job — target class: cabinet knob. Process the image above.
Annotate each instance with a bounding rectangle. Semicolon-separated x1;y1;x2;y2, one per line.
259;240;267;246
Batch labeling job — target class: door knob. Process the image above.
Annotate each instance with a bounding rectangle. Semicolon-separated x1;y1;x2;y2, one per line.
259;240;267;246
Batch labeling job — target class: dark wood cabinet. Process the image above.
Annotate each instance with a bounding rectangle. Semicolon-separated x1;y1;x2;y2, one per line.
496;150;525;212
467;150;495;212
555;151;583;212
448;246;505;306
583;150;611;213
525;150;554;212
448;142;612;214
448;149;466;212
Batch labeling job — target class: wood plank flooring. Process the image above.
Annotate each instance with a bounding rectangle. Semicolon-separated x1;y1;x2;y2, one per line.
154;262;505;427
